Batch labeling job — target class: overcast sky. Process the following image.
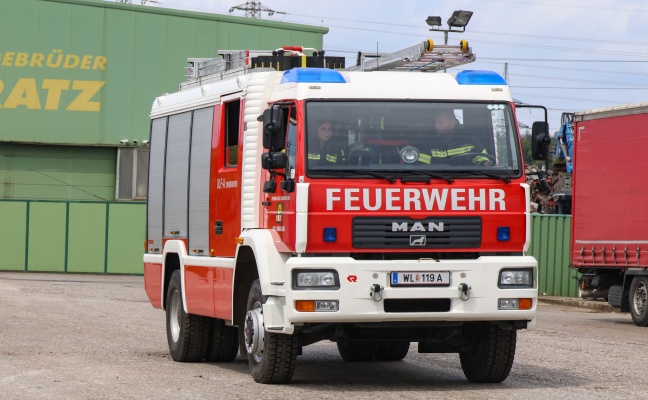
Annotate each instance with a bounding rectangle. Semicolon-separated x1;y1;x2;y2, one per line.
135;0;648;131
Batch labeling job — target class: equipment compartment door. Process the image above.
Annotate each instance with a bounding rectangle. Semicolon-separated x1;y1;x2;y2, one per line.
210;95;243;257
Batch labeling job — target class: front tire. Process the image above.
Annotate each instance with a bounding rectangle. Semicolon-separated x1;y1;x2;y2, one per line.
166;270;210;362
630;276;648;327
459;324;516;383
244;280;298;384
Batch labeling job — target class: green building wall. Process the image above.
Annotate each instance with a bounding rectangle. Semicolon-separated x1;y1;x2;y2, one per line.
0;0;327;146
0;0;327;201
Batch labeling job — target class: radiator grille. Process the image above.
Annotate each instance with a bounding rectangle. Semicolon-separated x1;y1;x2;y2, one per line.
352;217;481;249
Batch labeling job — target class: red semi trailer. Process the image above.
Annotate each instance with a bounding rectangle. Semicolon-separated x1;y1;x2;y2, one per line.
568;103;648;326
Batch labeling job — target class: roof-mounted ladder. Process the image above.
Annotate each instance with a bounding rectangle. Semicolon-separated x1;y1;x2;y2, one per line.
346;39;475;72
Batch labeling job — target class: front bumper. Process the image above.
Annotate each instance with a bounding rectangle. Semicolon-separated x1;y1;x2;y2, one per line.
262;256;538;334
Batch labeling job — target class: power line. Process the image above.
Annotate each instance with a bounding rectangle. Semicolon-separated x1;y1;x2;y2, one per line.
473;0;648;13
310;22;648;59
283;12;648;48
480;58;648;62
511;86;648;90
513;92;632;104
475;60;648;78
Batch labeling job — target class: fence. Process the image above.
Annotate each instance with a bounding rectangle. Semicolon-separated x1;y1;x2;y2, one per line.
528;214;578;297
0;200;579;297
0;200;145;274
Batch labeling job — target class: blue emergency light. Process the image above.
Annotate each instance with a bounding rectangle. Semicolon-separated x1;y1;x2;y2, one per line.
497;226;511;241
281;68;346;84
323;227;337;242
456;70;507;85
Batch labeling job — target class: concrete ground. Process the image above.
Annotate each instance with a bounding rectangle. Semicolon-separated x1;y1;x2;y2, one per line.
538;295;618;313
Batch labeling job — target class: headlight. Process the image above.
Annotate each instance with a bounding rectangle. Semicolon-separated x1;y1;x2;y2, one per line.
293;270;340;290
399;146;420;164
498;268;533;288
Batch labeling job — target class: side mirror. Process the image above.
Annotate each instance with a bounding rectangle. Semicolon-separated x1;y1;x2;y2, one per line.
262;107;286;151
261;151;288;170
531;121;550;161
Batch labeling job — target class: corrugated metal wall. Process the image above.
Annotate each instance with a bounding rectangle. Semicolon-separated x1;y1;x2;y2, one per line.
0;200;144;274
528;214;579;297
0;144;116;200
0;204;579;295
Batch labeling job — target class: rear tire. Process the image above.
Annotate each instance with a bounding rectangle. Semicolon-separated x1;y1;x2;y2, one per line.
245;280;299;384
337;339;377;362
205;318;239;362
166;270;210;362
630;276;648;327
375;341;409;361
459;324;516;383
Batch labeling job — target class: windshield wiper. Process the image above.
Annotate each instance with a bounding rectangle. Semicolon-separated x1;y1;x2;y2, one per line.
332;168;397;183
464;171;512;184
409;171;454;184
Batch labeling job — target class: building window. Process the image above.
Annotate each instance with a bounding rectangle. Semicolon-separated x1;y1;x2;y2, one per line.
117;147;149;200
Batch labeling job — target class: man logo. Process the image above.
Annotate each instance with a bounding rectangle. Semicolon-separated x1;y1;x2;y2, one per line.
410;235;426;246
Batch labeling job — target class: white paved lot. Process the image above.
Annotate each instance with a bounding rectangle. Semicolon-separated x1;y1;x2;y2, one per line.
0;272;645;400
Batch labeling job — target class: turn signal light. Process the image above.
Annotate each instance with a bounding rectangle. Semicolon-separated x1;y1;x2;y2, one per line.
295;300;339;312
518;298;533;310
295;300;315;312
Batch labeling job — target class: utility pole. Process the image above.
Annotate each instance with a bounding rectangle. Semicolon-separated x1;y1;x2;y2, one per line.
503;62;509;84
229;1;284;19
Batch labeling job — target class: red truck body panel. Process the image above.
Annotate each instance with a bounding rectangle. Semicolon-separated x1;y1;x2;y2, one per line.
571;105;648;268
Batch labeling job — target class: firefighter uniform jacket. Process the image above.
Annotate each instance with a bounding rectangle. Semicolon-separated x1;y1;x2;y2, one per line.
308;141;346;166
417;137;490;165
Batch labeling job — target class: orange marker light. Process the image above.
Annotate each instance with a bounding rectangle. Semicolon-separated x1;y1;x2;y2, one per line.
518;298;533;310
295;300;315;312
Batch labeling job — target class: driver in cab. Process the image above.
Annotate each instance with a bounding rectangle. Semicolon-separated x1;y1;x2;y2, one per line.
308;119;346;166
418;109;492;166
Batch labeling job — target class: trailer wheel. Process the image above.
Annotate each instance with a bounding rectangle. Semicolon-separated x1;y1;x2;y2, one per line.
166;270;210;362
375;341;410;361
205;318;239;362
630;276;648;327
244;279;298;383
459;324;516;383
336;339;377;362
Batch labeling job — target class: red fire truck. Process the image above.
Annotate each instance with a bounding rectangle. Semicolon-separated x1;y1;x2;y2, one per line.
144;43;544;384
564;103;648;327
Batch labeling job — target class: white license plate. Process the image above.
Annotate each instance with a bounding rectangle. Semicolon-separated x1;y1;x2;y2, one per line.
391;271;450;286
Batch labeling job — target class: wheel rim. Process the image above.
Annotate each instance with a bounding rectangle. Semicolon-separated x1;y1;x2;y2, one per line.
169;289;181;343
244;300;264;363
633;281;647;316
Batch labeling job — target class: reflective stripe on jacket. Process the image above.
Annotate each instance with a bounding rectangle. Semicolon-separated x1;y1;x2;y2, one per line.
418;145;489;164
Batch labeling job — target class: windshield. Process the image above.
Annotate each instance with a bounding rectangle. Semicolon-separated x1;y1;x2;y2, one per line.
305;101;522;178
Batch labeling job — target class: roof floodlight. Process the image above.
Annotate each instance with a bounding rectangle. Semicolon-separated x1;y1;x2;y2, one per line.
425;16;442;27
447;10;473;28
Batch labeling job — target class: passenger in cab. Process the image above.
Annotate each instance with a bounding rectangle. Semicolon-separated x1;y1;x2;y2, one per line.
418;109;493;166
